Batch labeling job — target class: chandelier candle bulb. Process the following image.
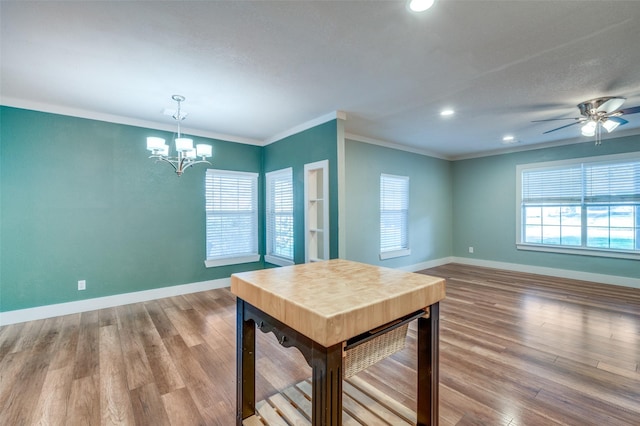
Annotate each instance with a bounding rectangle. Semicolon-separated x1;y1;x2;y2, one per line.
196;144;212;158
146;137;166;151
175;137;194;152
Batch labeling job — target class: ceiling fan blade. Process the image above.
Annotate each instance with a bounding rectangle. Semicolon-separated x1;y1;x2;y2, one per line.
617;105;640;115
543;121;584;134
602;116;628;133
608;116;628;126
532;117;581;123
596;97;626;114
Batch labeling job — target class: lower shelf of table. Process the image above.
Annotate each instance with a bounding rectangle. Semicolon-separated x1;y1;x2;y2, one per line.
243;375;417;426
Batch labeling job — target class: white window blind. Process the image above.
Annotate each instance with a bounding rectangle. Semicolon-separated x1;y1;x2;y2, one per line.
517;153;640;257
522;166;583;204
205;169;259;267
584;161;640;203
380;173;411;259
266;168;294;266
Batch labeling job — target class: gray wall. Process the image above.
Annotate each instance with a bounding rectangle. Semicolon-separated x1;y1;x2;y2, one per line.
344;139;453;268
452;135;640;279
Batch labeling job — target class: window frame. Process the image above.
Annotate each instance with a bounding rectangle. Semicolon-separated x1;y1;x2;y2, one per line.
204;169;260;268
265;167;295;267
379;173;411;260
516;152;640;260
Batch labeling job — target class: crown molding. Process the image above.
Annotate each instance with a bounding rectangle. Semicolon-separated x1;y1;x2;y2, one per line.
263;111;346;145
344;132;449;160
1;97;263;146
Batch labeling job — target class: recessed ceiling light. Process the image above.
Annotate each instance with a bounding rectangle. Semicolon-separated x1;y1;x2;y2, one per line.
409;0;436;12
440;109;455;117
502;135;518;144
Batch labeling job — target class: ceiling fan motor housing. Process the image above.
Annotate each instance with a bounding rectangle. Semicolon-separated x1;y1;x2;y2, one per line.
578;96;625;118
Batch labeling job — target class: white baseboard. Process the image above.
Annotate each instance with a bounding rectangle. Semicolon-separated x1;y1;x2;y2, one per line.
3;257;637;326
450;257;640;289
0;278;231;326
397;257;455;272
399;256;639;289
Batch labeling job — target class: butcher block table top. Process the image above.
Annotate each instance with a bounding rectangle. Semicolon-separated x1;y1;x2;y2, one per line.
231;259;446;348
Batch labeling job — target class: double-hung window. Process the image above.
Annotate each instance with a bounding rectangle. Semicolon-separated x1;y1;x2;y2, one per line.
205;169;260;267
380;173;411;260
517;152;640;259
265;168;294;266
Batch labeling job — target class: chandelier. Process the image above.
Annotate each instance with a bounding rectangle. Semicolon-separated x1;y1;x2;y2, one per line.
146;95;212;176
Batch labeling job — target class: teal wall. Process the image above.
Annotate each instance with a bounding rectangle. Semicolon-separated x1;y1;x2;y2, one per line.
452;135;640;279
263;120;339;264
344;139;453;268
0;106;263;311
2;104;638;313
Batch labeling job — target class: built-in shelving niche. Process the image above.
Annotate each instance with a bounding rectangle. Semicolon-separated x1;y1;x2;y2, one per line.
304;160;329;263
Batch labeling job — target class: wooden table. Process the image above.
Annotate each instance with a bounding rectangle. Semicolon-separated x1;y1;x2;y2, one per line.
231;259;446;426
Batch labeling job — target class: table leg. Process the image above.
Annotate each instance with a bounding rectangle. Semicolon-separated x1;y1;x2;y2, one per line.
311;342;343;426
236;299;256;425
417;302;439;426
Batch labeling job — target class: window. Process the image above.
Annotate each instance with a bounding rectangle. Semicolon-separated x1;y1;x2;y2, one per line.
380;173;411;260
205;169;259;267
265;168;294;266
517;153;640;259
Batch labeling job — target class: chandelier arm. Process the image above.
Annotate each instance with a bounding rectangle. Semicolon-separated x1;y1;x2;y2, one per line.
150;155;180;172
182;159;212;171
177;156;187;175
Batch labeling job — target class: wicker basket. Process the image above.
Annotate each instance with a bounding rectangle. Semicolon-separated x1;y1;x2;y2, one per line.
343;323;409;378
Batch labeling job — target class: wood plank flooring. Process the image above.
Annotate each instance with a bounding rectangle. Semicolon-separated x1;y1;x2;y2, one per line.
0;263;638;425
245;376;418;425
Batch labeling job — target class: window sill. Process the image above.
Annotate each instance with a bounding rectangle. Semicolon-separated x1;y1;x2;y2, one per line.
379;248;411;260
264;255;294;267
516;243;640;260
204;254;261;268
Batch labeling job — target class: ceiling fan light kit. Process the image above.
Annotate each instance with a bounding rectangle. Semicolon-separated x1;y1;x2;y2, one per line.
580;120;597;137
535;96;640;145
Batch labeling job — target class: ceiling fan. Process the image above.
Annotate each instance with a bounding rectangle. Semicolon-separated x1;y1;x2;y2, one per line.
533;96;640;144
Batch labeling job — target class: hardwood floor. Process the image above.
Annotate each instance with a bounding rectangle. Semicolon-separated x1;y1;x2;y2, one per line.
0;263;638;425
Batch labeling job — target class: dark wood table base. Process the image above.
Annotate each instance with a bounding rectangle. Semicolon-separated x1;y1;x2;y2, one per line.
236;299;440;426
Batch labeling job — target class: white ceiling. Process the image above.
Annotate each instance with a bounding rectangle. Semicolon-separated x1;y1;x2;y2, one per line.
2;0;640;159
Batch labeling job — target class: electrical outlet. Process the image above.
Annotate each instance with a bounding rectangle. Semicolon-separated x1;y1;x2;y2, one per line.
468;246;474;254
78;280;86;290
